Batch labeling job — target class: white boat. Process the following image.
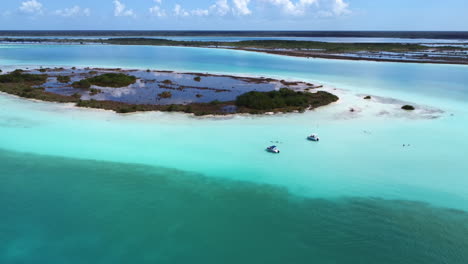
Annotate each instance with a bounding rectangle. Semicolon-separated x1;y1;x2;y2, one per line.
266;145;280;153
307;134;320;141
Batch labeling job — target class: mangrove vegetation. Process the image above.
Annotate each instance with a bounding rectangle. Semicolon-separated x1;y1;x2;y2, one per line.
0;69;339;116
236;88;338;112
86;73;137;88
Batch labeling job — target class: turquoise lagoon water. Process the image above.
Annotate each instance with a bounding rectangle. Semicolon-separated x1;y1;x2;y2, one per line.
1;44;468;263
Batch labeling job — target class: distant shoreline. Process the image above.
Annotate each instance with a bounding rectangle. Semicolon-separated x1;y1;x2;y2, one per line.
2;37;467;65
1;30;468;40
233;48;468;65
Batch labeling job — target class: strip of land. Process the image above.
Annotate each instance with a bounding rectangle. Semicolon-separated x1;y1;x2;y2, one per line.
1;38;467;65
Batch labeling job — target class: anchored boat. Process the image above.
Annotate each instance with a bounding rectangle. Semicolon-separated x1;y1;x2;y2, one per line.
307;134;320;141
266;145;280;153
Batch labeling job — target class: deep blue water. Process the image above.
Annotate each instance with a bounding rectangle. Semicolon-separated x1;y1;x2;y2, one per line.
1;150;467;264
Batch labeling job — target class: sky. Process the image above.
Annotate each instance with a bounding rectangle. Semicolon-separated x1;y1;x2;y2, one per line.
0;0;467;30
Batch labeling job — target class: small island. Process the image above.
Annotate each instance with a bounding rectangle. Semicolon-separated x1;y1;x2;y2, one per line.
0;67;338;116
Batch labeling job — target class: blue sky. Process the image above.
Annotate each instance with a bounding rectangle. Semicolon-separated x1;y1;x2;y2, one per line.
0;0;467;30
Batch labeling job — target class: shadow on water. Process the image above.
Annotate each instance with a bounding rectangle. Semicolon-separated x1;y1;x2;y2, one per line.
0;149;467;264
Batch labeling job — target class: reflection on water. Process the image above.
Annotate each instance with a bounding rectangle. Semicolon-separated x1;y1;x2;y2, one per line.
33;68;312;105
1;149;467;264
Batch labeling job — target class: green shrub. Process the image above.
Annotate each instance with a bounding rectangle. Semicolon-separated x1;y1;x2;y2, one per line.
166;104;180;111
194;111;209;116
57;75;71;83
158;91;172;98
86;73;136;87
184;106;193;113
89;88;101;96
236;88;301;109
236;88;337;111
72;79;91;89
118;107;132;113
0;70;47;84
194;76;201;82
364;95;371;99
162;79;173;85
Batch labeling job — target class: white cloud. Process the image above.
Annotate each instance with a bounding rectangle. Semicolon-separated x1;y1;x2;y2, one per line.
332;0;350;15
113;0;135;17
171;1;231;17
174;4;189;17
262;0;350;16
54;6;91;17
191;9;210;16
149;5;166;17
19;0;43;15
153;0;348;18
210;0;231;16
84;8;91;16
261;0;318;15
233;0;251;15
149;0;166;17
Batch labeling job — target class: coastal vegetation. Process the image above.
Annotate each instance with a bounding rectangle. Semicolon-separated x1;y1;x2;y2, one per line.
89;88;101;96
0;70;47;83
158;91;172;99
101;38;435;53
71;73;136;89
57;75;71;83
86;73;136;88
4;37;467;54
0;69;339;116
74;99;235;115
72;79;91;89
236;88;338;112
0;82;77;103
